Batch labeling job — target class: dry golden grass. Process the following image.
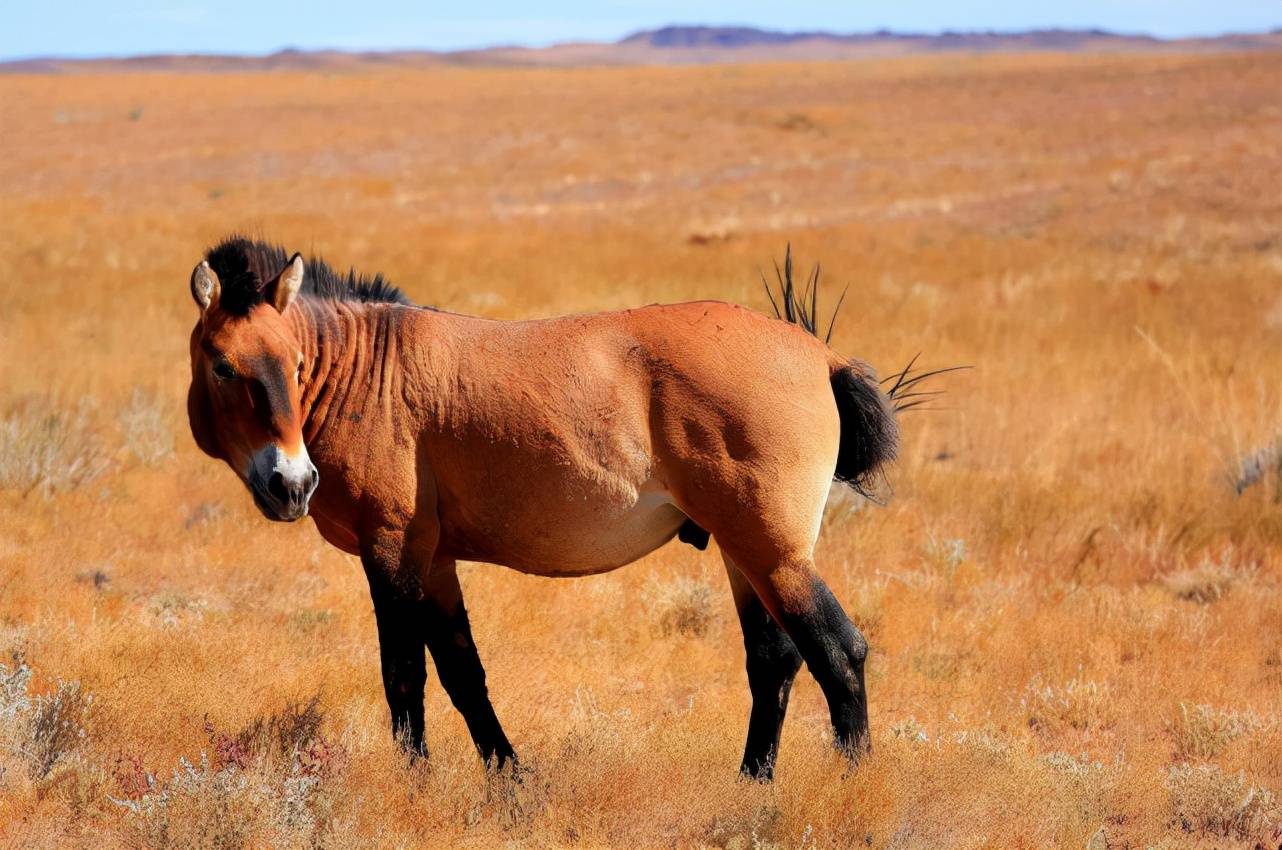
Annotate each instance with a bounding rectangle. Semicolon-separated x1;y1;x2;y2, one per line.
1;50;1281;848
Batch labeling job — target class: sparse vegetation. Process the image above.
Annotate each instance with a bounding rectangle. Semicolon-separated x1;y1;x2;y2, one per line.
1;49;1280;847
118;388;175;466
0;398;108;496
1166;764;1280;842
644;573;717;637
0;662;93;781
1161;555;1244;603
1169;703;1274;761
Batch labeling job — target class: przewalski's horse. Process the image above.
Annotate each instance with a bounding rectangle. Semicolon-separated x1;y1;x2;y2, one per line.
186;236;899;781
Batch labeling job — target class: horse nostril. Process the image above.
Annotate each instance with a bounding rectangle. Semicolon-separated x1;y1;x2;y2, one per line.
267;471;290;505
309;468;319;490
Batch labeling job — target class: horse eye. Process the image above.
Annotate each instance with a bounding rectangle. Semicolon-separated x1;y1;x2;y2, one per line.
212;361;237;381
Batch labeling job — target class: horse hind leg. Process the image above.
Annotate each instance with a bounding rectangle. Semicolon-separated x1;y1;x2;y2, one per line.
725;555;802;781
725;547;871;761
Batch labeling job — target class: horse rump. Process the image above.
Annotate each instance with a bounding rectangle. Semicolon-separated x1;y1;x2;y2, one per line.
756;244;907;497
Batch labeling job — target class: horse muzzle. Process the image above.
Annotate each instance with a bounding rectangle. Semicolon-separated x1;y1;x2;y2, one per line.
247;443;319;522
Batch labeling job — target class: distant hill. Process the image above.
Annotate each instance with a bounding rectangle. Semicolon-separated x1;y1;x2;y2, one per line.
620;26;831;48
5;24;1281;73
618;25;1153;50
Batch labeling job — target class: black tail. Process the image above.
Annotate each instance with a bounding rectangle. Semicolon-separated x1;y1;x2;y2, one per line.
760;244;965;495
830;365;899;497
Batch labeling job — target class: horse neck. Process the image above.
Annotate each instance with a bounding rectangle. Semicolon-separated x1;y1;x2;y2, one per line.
289;298;415;446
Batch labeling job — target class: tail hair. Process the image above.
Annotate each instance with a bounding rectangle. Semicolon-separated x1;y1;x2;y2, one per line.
761;244;967;497
831;364;899;497
880;353;969;414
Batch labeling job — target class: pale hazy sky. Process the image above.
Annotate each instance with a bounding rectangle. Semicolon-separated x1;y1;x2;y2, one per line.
3;0;1279;60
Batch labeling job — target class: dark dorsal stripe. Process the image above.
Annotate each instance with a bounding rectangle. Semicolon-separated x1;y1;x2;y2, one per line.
205;235;413;316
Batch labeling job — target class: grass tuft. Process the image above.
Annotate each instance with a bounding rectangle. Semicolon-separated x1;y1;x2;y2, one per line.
643;575;717;637
1160;556;1243;604
0;399;108;497
1165;764;1280;842
118;388;175;466
1169;703;1274;761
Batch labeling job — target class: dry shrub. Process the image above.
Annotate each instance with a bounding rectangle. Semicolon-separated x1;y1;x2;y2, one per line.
0;661;33;722
118;388;174;465
0;662;34;784
1023;676;1115;741
0;662;93;781
147;593;209;629
705;803;790;850
1165;764;1280;842
921;535;967;578
644;574;716;637
114;754;261;850
889;716;929;742
0;398;108;496
461;761;552;835
1039;750;1125;832
1160;556;1242;603
26;680;93;780
184;500;226;529
113;694;348;849
687;223;738;245
219;694;328;770
1169;703;1274;761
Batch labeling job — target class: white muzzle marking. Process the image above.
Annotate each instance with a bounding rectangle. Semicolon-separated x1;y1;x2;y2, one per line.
248;443;319;520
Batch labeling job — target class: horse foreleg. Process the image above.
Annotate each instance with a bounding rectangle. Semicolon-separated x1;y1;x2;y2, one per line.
422;561;516;770
724;555;802;781
364;572;429;757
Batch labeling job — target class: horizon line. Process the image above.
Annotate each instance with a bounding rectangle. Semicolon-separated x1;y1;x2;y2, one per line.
4;21;1280;64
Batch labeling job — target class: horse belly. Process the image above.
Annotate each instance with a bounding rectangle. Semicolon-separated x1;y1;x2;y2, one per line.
461;484;688;576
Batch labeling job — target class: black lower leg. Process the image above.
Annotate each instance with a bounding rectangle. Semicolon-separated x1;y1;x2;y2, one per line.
737;593;803;780
775;576;870;758
369;588;428;756
425;598;516;768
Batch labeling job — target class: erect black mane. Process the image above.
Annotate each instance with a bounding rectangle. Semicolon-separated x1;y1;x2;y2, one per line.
204;236;413;315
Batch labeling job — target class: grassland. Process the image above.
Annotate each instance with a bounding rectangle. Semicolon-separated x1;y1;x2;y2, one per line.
1;50;1281;848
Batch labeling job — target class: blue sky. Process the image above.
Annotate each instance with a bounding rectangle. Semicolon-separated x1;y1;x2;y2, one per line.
3;1;1279;60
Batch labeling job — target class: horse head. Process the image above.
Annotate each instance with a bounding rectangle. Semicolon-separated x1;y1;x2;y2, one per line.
186;248;318;521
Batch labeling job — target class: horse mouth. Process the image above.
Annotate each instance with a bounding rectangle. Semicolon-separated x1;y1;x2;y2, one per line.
250;480;308;522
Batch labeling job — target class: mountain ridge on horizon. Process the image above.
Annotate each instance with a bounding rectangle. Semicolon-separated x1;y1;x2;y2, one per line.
620;24;1149;47
5;22;1281;72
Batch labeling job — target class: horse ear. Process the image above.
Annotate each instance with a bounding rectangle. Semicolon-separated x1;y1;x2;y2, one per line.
191;260;220;312
267;253;305;313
